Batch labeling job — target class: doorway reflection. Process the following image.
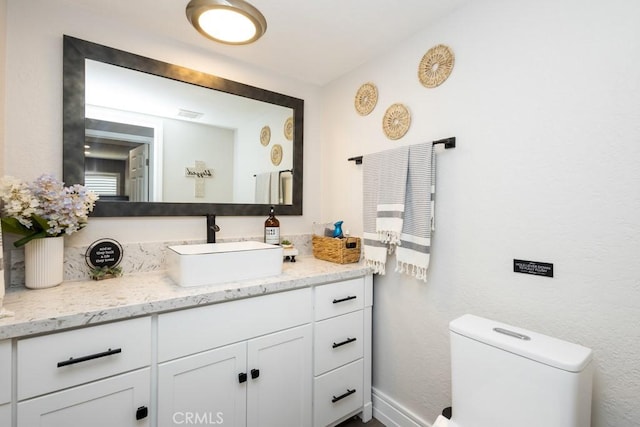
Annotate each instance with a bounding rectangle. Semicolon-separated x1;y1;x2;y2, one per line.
84;118;154;202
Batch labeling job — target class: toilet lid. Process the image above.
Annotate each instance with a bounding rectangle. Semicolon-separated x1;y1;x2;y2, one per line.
450;314;593;372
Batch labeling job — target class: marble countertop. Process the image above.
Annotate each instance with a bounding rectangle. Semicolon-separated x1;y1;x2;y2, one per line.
0;257;370;340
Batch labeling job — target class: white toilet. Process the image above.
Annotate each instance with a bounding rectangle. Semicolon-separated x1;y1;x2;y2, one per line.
434;314;593;427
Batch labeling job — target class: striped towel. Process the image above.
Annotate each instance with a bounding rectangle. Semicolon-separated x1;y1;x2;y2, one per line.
376;147;409;247
396;142;435;282
363;146;409;274
363;142;436;282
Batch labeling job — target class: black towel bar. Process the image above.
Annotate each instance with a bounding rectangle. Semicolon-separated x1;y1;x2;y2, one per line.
347;136;455;164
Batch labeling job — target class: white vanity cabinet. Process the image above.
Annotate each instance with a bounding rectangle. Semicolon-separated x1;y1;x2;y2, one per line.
1;264;372;427
157;287;313;427
15;317;152;427
312;276;373;427
0;340;11;426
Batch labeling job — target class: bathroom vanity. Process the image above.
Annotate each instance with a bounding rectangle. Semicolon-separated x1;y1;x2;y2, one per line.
0;339;10;426
0;257;372;427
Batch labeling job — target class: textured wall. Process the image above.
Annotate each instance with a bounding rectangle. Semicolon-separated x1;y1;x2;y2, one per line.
321;0;640;425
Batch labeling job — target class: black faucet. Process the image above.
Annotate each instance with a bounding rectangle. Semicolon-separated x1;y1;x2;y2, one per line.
206;214;220;243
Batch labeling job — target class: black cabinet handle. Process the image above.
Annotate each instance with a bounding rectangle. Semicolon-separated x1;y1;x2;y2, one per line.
238;372;247;383
251;368;260;379
333;295;357;304
136;406;148;420
332;337;357;349
57;348;122;368
332;388;356;403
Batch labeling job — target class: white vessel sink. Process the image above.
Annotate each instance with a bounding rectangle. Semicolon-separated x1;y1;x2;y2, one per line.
167;241;283;287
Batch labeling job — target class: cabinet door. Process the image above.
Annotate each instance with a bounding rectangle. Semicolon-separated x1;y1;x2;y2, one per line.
17;368;150;427
0;340;10;405
0;403;10;427
158;342;246;427
247;324;312;427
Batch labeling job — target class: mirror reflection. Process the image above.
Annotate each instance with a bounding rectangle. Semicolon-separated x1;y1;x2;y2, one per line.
63;35;304;217
84;60;294;204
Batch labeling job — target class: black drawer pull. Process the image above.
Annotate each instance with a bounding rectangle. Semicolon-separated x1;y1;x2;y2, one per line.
333;295;357;304
332;337;357;349
57;348;122;368
136;406;148;420
238;372;247;383
251;368;260;379
332;388;356;403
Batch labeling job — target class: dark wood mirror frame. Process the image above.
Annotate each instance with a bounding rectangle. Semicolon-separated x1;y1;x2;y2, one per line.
63;35;304;216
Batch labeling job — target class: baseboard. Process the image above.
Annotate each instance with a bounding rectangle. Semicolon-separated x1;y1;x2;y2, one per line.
372;387;431;427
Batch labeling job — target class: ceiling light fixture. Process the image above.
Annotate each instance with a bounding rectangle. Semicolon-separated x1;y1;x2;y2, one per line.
186;0;267;45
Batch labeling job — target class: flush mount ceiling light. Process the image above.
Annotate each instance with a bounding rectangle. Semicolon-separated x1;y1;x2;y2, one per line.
186;0;267;45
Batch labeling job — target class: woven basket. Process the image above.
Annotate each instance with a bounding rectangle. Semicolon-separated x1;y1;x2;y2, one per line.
312;235;361;264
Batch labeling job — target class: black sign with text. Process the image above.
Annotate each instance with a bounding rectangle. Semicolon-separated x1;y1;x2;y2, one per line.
513;259;554;278
85;238;123;269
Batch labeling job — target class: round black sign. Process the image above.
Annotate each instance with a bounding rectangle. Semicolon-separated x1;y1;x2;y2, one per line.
85;238;123;269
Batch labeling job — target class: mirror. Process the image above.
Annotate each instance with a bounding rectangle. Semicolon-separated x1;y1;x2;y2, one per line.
63;35;304;216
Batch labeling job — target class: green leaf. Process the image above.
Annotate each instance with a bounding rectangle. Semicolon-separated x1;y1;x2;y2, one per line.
13;231;49;248
1;217;30;236
1;216;52;247
32;215;51;233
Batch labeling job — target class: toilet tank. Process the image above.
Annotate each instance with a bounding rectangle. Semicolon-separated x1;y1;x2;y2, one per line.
449;314;593;427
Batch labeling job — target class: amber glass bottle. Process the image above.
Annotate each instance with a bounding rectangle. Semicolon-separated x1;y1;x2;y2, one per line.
264;206;280;245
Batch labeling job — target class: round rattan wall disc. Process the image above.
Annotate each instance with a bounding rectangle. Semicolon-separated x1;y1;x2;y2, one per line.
382;103;411;140
418;44;455;88
354;82;378;116
284;117;294;141
271;144;283;166
260;125;271;146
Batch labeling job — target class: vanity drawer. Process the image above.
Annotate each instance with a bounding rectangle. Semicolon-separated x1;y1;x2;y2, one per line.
314;311;363;375
314;359;364;427
158;287;311;362
315;278;364;321
17;316;151;400
0;340;10;405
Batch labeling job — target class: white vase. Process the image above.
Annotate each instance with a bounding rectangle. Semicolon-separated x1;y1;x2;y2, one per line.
24;236;64;289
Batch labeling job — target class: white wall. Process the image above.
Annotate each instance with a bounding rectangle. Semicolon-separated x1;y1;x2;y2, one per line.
162;119;234;203
321;0;640;426
3;0;323;245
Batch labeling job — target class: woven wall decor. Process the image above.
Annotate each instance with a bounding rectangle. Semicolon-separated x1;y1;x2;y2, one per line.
354;82;378;116
271;144;283;166
382;103;411;140
418;44;455;88
284;116;294;141
260;125;271;146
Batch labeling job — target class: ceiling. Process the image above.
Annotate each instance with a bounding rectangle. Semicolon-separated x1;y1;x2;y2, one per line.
62;0;468;86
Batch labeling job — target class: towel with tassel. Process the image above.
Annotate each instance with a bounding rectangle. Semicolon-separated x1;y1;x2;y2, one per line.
362;142;435;282
396;142;435;282
376;146;409;246
362;146;409;274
